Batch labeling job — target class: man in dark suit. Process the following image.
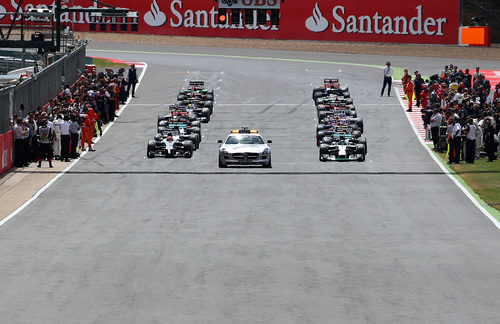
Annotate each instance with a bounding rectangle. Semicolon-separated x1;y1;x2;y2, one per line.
127;64;138;98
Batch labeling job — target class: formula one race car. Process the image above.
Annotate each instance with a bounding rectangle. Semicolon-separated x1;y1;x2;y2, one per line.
176;102;212;123
317;102;357;118
312;78;350;101
319;136;366;162
218;128;272;168
317;123;362;146
157;121;200;150
315;94;354;106
147;132;194;159
318;114;364;133
178;81;214;101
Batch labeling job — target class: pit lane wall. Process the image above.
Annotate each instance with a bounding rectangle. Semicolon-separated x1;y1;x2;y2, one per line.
0;0;460;45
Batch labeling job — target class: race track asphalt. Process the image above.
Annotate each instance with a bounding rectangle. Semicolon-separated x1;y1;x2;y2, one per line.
1;43;499;323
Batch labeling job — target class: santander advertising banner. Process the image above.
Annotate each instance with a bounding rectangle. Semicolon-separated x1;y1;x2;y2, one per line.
0;0;460;44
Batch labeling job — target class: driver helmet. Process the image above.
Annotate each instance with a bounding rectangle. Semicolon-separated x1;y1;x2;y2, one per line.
167;136;173;141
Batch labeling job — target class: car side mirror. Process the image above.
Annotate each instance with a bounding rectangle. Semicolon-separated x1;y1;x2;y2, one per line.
217;140;223;143
267;140;272;144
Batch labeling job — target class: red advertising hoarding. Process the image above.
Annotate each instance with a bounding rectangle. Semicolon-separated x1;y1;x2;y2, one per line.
0;0;460;44
0;130;13;175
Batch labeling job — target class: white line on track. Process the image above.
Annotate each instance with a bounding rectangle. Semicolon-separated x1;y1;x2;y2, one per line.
394;84;500;230
0;63;149;228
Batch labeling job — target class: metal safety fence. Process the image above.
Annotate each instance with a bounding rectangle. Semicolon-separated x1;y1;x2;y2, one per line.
0;44;86;134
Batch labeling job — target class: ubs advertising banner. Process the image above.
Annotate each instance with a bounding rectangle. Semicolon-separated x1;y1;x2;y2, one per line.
0;0;460;44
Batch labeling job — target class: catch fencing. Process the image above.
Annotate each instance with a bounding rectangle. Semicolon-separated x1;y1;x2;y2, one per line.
0;44;86;134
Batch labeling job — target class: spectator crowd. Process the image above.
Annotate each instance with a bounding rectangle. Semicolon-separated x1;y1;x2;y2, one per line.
402;65;500;164
11;64;138;168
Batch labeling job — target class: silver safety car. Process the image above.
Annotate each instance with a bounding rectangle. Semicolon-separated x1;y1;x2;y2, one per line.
218;128;272;168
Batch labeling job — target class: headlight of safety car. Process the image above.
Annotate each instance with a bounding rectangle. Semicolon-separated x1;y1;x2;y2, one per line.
262;148;270;154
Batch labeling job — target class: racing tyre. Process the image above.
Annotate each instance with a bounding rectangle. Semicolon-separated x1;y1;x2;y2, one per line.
205;94;214;101
147;141;156;159
317;124;325;132
358;155;366;162
191;127;201;138
353;130;361;138
356;118;364;132
189;134;200;150
359;138;367;154
157;115;165;125
322;137;332;145
356;144;366;155
191;121;201;128
318;111;326;121
319;144;329;162
313;90;324;101
343;91;350;98
346;98;354;105
177;95;185;101
202;108;211;123
317;130;326;146
183;141;193;158
204;101;213;113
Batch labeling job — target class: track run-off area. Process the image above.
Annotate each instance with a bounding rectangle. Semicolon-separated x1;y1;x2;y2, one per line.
1;43;500;323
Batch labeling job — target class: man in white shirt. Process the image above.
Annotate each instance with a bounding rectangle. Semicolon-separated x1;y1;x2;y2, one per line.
430;109;442;151
465;118;477;163
380;61;393;97
60;115;71;162
52;114;63;159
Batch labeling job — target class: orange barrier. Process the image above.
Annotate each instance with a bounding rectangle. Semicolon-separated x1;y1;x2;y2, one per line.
0;131;13;175
461;26;491;46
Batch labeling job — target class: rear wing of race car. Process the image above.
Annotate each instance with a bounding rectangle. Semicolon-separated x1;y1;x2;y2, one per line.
189;81;205;87
332;132;354;139
168;123;188;129
324;78;339;84
324;102;347;108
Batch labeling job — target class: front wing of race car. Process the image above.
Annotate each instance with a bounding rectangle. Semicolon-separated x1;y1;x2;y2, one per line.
319;144;365;162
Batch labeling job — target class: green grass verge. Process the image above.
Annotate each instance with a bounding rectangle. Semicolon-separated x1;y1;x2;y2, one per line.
86;57;130;68
431;145;500;219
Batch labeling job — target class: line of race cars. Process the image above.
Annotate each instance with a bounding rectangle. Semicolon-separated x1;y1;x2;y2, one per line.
147;78;367;165
314;78;367;162
147;81;214;158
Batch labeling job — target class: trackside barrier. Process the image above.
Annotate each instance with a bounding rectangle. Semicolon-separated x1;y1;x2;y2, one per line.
0;45;86;134
1;0;460;45
0;87;12;134
0;130;13;175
